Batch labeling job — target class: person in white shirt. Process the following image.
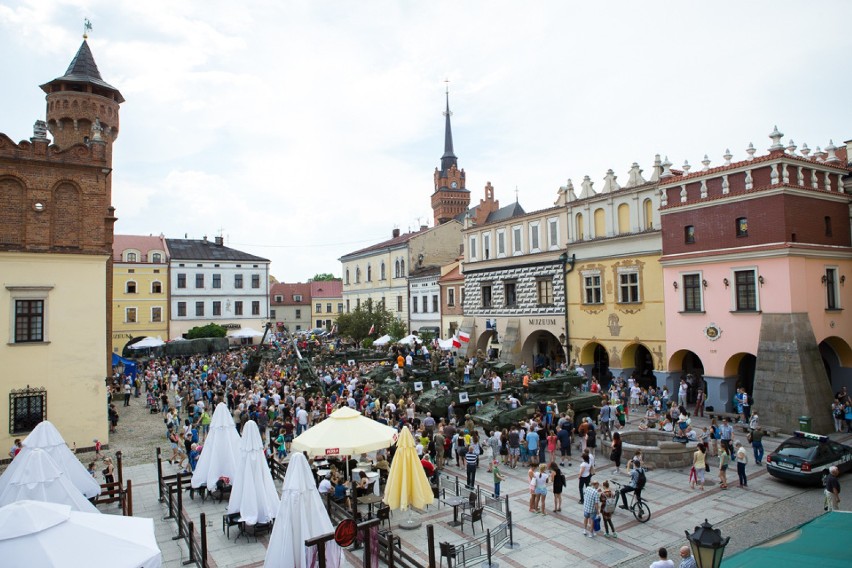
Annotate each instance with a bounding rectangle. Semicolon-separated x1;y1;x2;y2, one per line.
318;476;333;495
492;375;502;391
649;547;675;568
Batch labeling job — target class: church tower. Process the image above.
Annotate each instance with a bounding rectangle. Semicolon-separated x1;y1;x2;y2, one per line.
40;38;124;160
431;91;470;225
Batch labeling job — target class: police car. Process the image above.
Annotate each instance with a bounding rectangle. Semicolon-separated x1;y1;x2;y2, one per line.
766;431;852;485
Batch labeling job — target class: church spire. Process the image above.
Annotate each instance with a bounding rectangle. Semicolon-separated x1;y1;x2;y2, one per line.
440;86;457;172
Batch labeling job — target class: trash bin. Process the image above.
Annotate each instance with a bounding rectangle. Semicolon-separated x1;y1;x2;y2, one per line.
798;416;812;432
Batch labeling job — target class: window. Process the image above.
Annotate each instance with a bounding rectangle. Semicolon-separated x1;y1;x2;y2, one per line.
252;301;260;315
682;274;702;312
151;307;162;322
496;229;506;257
537;278;554;305
412;297;418;313
504;281;517;307
367;265;372;282
355;267;361;283
736;217;748;237
470;236;478;260
381;262;386;280
643;198;654;230
177;302;186;317
394;261;400;279
126;281;136;294
233;300;244;315
195;301;204;316
461;288;465;306
825;216;833;237
826;267;840;309
270;309;276;318
575;213;584;240
345;269;350;284
212;274;221;289
14;300;44;343
177;274;186;288
397;296;403;312
481;284;492;308
151;253;162;263
548;218;559;250
618;269;640;303
447;288;455;307
126;252;137;262
583;272;602;304
684;225;695;244
10;386;46;434
212;301;221;316
151;281;162;294
195;273;204;288
337;303;343;313
326;303;332;313
400;260;405;275
125;307;137;323
512;226;523;254
422;296;428;313
734;270;757;311
346;299;350;313
316;303;322;313
234;274;244;289
529;222;541;252
252;274;260;288
432;295;438;312
294;294;302;302
483;233;491;260
294;308;300;319
274;295;283;302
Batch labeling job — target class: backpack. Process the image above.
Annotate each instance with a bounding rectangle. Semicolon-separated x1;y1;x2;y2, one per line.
603;493;617;514
635;468;647;490
586;428;596;447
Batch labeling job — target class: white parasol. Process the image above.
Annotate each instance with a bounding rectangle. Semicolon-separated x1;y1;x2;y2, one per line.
191;403;241;489
227;421;279;525
0;448;99;513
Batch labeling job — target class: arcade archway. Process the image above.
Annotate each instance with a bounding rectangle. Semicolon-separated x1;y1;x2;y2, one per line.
623;342;656;389
580;341;610;384
724;352;756;396
475;330;499;361
819;336;852;391
521;330;563;373
668;349;705;403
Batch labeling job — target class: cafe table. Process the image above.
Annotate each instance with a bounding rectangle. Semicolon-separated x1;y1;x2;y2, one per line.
441;495;467;527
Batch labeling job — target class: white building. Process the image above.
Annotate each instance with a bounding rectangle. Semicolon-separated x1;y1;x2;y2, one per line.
408;267;442;337
166;237;270;338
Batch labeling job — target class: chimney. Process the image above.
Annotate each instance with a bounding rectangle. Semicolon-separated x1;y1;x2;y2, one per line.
215;236;224;246
392;228;400;238
420;225;428;232
202;235;208;242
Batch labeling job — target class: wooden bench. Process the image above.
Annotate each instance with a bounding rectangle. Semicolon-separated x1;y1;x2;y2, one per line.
707;411;740;423
736;425;783;437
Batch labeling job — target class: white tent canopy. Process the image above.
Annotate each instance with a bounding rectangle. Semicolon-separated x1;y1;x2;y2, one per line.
396;334;419;346
228;327;264;338
0;448;98;513
264;453;341;568
191;403;241;489
129;336;166;349
227;421;279;525
291;407;399;457
373;334;392;346
5;421;101;499
0;500;161;568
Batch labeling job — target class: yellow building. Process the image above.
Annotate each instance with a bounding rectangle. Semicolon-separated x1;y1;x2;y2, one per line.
112;235;169;354
562;162;665;387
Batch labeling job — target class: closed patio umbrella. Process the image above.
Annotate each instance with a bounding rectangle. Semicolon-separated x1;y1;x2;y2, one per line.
0;448;98;513
191;403;241;489
383;426;434;529
227;421;279;525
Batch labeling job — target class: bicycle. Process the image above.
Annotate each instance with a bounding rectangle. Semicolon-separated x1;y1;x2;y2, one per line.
608;479;651;523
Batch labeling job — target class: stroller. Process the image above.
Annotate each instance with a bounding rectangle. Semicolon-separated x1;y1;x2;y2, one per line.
147;392;161;414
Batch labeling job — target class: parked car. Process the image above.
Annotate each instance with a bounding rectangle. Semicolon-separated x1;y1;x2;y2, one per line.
766;431;852;485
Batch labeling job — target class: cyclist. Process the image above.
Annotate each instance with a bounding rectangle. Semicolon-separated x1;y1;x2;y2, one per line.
619;456;646;509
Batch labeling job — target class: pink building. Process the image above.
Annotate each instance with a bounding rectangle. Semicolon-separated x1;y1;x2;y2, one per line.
659;129;852;433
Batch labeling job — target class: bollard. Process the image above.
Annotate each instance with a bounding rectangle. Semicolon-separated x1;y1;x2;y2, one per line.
156;448;164;502
185;520;196;565
427;524;436;568
200;513;208;568
164;484;175;521
486;528;492;566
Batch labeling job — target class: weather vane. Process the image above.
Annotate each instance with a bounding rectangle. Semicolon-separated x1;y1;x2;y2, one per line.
83;18;92;39
443;78;452;117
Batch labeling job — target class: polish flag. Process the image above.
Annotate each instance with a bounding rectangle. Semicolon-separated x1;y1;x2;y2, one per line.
459;331;470;343
452;337;462;349
368;324;375;335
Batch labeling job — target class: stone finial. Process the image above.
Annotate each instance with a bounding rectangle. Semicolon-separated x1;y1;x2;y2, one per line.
800;143;811;159
701;154;711;171
786;139;797;155
679;184;688;203
768;125;784;151
746;142;756;161
579;175;596;199
555;179;577;206
659;186;668;207
650;154;662;182
723;149;733;166
814;146;826;162
721;174;730;194
745;169;754;190
660;156;673;178
825;140;840;163
700;179;708;198
626;162;646;187
682;160;691;175
32;120;48;140
602;169;620;193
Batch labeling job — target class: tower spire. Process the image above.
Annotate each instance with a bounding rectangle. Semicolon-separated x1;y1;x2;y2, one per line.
441;80;457;171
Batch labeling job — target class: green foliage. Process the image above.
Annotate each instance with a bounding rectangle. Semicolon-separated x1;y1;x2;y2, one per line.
311;273;337;281
336;298;401;346
418;330;436;343
186;323;227;339
388;318;408;340
362;337;374;348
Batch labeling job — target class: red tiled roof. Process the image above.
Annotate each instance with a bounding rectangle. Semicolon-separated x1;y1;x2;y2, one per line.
270;282;311;305
310;280;342;298
113;234;167;262
439;264;463;283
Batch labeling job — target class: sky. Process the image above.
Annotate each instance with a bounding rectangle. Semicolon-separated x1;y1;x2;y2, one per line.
2;1;851;282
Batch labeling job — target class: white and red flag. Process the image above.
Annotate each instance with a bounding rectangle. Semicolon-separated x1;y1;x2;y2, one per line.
459;331;470;343
368;324;375;335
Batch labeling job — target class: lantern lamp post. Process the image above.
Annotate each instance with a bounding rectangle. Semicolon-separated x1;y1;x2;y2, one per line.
685;519;730;568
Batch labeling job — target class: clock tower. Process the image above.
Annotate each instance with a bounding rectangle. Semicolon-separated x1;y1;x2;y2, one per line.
431;91;469;225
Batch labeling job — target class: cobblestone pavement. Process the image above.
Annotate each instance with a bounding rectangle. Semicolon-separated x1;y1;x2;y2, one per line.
32;399;851;567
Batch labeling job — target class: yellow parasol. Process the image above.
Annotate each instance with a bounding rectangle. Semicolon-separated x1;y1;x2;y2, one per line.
382;426;434;529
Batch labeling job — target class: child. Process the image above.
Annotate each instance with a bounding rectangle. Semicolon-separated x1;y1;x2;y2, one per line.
93;439;103;459
492;460;505;498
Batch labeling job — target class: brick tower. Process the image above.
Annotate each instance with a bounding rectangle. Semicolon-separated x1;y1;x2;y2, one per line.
431;91;470;225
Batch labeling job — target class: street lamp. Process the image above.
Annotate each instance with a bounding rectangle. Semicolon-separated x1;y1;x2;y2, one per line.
685;519;730;568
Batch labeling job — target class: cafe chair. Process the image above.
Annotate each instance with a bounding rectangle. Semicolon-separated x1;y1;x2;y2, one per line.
459;491;477;513
241;520;274;543
377;505;391;528
222;513;241;538
439;542;457;568
460;506;484;534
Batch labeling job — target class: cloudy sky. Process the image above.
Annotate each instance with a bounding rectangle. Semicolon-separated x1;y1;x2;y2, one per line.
2;1;851;281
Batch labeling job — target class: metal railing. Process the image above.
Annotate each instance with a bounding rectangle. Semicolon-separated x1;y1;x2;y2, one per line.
156;448;210;568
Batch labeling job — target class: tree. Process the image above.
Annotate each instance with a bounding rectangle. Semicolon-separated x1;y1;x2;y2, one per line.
336;298;401;346
311;273;337;281
388;318;408;340
186;323;227;339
